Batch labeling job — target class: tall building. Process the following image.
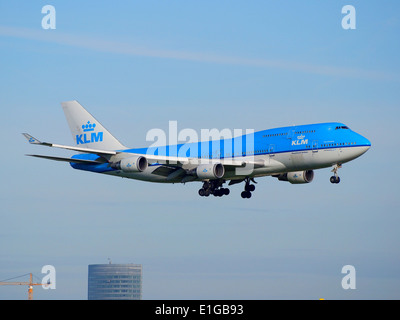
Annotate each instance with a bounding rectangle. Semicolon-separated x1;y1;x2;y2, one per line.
88;263;142;300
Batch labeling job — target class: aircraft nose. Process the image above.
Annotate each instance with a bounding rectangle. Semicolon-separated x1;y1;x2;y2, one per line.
357;134;371;156
362;136;371;148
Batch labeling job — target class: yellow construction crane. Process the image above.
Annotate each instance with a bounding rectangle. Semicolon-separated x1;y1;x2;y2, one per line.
0;273;46;300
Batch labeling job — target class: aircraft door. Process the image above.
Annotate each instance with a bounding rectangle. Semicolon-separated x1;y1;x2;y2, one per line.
268;144;275;163
312;140;318;153
287;128;295;140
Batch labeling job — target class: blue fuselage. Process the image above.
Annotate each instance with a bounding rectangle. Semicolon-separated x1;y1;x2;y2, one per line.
70;122;371;182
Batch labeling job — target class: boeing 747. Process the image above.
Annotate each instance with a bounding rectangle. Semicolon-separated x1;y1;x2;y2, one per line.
23;101;371;198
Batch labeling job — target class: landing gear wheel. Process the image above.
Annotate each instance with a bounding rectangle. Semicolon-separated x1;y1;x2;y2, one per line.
242;177;255;198
198;180;230;198
241;191;252;199
330;176;340;184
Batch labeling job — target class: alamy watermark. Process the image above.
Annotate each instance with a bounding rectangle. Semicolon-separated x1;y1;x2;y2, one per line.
41;4;356;31
342;5;356;30
41;5;56;30
341;265;356;290
41;265;56;289
146;121;257;175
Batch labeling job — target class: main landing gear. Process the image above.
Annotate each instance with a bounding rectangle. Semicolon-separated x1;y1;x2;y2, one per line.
330;164;341;184
241;178;256;199
198;180;230;197
198;178;257;198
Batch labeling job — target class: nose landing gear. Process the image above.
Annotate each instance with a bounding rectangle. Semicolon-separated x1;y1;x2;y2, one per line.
330;164;342;184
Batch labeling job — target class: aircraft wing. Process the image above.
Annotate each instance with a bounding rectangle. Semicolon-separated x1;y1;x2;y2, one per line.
23;133;195;164
23;133;268;170
22;133;117;156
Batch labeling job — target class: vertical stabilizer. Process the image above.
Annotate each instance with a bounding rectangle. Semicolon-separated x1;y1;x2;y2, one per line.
61;100;126;150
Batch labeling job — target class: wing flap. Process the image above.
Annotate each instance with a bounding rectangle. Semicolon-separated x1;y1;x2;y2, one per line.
23;134;269;168
151;165;181;177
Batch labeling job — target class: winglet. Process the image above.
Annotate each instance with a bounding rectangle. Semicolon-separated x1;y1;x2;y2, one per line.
22;133;43;145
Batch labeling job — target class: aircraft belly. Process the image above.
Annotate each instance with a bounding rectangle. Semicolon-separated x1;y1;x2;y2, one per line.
339;146;369;163
222;156;286;179
281;150;336;171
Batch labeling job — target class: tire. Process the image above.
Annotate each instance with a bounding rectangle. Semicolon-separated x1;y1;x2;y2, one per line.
198;189;205;196
241;191;251;198
249;184;255;192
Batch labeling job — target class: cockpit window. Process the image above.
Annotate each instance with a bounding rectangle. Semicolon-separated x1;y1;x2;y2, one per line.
335;126;349;130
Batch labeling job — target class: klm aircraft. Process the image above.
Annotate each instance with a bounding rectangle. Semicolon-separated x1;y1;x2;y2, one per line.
23;101;371;199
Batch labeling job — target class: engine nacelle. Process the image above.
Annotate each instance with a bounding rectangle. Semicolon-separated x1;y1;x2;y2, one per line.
277;170;314;184
112;156;148;172
196;163;225;180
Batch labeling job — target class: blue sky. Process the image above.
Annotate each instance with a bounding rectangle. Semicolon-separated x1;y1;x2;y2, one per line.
1;0;399;299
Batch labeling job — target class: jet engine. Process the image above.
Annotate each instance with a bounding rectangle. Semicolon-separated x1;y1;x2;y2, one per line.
111;155;148;172
275;170;314;184
196;163;225;180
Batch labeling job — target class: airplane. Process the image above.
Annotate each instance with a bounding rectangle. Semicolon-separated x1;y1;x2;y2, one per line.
23;100;371;199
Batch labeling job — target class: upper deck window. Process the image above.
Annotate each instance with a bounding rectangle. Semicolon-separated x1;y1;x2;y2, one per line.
262;132;288;138
294;130;315;134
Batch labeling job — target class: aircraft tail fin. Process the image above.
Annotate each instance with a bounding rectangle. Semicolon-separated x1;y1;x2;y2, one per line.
61;100;126;150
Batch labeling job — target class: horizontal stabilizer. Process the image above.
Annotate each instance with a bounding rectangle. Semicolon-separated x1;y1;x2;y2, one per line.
22;133;46;145
26;154;106;165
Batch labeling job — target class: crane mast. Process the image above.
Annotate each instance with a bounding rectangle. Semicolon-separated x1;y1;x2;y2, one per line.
0;273;45;300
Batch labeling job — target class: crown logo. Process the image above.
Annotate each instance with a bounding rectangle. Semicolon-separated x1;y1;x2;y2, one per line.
82;121;96;132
